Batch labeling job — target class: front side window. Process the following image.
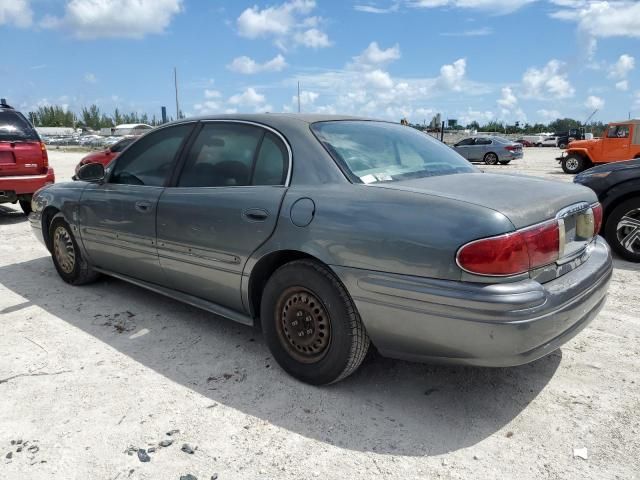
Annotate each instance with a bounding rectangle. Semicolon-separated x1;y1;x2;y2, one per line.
312;121;476;184
110;137;135;153
607;125;630;138
109;124;192;186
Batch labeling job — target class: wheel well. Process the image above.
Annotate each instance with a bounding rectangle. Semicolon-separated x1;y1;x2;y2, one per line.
41;206;60;252
248;250;321;325
604;192;640;223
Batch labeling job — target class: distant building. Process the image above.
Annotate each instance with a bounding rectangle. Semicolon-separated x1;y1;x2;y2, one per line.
35;127;76;136
100;123;153;136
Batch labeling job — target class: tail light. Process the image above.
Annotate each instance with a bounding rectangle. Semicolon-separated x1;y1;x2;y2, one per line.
457;220;560;276
505;145;520;151
40;142;49;170
592;202;603;235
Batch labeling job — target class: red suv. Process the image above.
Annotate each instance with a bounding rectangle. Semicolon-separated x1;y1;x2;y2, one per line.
0;101;54;214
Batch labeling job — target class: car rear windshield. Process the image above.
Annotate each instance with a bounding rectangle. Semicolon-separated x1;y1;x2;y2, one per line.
0;111;39;141
311;121;476;184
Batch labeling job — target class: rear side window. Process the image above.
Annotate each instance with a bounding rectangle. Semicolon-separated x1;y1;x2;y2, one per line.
476;138;492;145
177;123;288;187
252;132;287;185
0;111;38;141
110;124;193;186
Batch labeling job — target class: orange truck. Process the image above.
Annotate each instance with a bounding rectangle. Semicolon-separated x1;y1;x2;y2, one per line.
558;120;640;174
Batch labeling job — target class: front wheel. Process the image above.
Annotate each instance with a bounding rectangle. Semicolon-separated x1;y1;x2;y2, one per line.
604;198;640;262
561;154;587;174
483;152;499;165
49;215;100;285
261;260;370;385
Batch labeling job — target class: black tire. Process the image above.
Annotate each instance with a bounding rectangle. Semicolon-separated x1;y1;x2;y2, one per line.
558;143;567;149
49;214;100;285
604;197;640;262
483;152;499;165
561;154;587;174
261;259;370;385
499;160;511;165
19;198;32;215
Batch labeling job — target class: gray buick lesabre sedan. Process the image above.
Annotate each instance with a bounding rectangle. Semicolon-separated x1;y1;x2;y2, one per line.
29;115;612;385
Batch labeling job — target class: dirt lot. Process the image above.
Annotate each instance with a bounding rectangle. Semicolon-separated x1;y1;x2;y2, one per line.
1;148;639;480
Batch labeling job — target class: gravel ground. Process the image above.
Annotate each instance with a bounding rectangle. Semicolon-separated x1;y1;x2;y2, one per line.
1;147;639;480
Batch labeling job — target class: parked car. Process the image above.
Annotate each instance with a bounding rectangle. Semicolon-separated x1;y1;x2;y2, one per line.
29;115;612;385
452;136;523;164
521;135;544;147
515;139;533;147
540;136;558;147
559;120;640;174
574;159;640;262
0;101;55;214
74;136;137;177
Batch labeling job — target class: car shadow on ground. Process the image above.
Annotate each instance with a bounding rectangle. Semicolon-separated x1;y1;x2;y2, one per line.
0;256;561;457
0;205;27;225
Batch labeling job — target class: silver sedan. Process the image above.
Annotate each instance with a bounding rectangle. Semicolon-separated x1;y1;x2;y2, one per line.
453;135;523;165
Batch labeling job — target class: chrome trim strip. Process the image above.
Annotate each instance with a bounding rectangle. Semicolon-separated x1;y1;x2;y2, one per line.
199;119;293;187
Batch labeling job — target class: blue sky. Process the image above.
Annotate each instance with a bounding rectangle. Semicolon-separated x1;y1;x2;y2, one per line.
1;0;638;126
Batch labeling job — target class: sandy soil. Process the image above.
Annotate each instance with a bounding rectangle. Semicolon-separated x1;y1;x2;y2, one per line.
1;148;639;480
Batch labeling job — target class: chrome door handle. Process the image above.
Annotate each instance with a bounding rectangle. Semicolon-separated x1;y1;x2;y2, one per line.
135;201;152;213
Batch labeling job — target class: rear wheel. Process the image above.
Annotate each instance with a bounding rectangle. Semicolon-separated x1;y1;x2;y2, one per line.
261;259;370;385
49;214;100;285
19;198;32;215
483;152;499;165
604;198;640;262
561;154;587;174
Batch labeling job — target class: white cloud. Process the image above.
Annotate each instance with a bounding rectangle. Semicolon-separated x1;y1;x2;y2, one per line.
228;87;267;106
437;58;466;91
615;80;629;91
364;69;394;89
537;109;562;121
608;54;635;79
497;87;518;109
409;0;537;14
194;101;221;115
585;95;605;110
84;72;97;83
42;0;183;39
352;42;401;68
0;0;33;27
236;0;330;49
521;59;575;99
458;108;495;126
292;90;319;106
354;2;400;13
204;89;222;98
441;27;493;36
227;54;287;74
551;1;640;38
293;28;331;48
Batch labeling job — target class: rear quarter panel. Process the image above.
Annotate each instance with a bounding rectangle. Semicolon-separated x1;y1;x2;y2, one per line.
246;184;516;282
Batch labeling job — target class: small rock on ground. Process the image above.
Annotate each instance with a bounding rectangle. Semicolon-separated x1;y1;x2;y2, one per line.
181;444;195;454
137;449;150;462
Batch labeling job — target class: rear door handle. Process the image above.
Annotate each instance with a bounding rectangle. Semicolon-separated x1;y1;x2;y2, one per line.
243;208;269;222
135;201;152;213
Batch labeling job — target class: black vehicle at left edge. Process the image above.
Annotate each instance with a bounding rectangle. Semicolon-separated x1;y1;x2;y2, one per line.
575;159;640;262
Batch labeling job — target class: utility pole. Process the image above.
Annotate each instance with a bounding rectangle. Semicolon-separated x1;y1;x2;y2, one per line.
174;67;180;120
297;81;301;113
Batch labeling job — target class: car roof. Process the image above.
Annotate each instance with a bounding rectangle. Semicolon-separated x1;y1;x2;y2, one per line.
611;119;640;125
177;113;382;126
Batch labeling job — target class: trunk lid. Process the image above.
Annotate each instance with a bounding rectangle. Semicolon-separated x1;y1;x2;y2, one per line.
378;172;596;229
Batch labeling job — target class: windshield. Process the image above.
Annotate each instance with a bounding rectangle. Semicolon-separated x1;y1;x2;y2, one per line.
312;121;476;184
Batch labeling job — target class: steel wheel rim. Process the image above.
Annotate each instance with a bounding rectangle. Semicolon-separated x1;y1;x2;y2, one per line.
275;287;332;364
485;154;498;165
53;226;76;274
566;158;579;171
616;208;640;254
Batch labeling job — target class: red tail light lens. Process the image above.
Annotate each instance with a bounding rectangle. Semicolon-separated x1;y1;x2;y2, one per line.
457;220;560;276
505;145;518;151
40;142;49;169
592;203;603;235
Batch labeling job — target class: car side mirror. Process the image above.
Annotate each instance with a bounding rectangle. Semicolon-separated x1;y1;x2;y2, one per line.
77;162;105;183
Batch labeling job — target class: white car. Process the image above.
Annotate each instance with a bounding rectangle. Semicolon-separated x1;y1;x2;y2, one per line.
540;136;558;147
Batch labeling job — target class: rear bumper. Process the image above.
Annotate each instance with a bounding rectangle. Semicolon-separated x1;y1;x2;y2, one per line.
332;237;612;366
0;168;55;200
